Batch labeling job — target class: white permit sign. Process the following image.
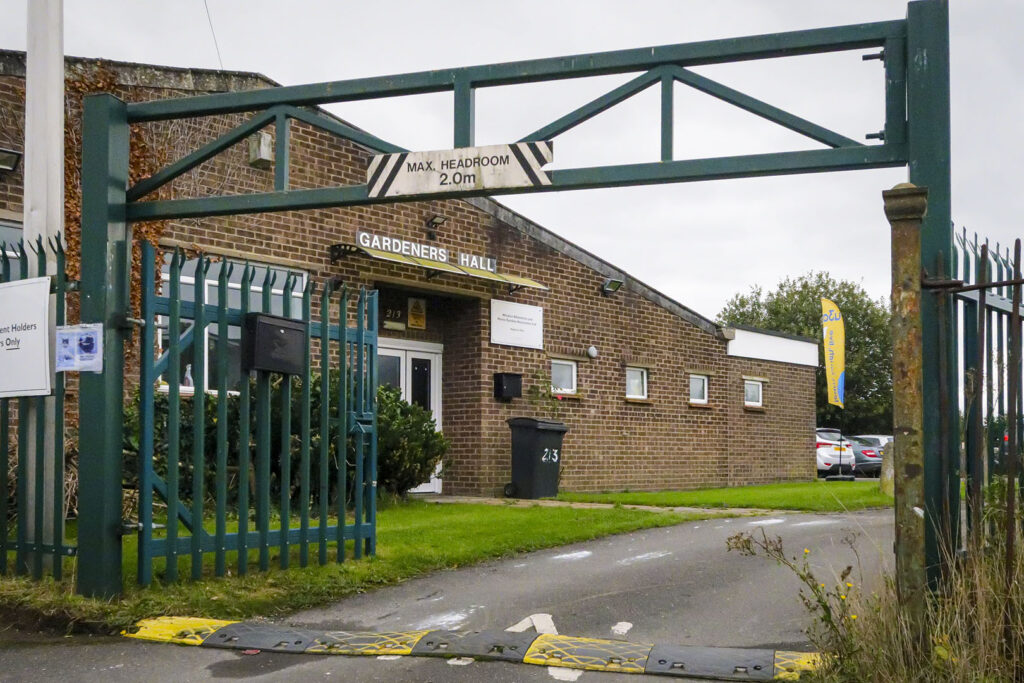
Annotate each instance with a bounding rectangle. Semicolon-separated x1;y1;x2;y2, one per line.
0;276;52;398
366;141;553;198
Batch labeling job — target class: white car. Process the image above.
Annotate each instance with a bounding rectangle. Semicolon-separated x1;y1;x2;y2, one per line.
816;428;854;476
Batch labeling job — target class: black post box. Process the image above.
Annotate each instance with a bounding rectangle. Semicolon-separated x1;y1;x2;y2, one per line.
493;373;522;401
242;313;307;375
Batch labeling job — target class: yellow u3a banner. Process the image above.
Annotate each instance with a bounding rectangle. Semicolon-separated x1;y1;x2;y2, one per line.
820;298;845;409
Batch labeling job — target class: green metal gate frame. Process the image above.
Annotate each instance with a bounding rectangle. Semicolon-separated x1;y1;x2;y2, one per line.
133;242;378;587
78;0;952;597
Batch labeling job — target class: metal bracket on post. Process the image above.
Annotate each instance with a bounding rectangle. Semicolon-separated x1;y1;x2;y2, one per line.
77;93;130;598
884;181;929;649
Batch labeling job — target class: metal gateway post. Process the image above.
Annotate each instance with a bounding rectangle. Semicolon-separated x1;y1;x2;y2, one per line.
906;0;955;582
77;93;131;598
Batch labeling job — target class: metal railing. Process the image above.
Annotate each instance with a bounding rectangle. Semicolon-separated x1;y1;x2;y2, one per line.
0;236;76;579
135;241;378;585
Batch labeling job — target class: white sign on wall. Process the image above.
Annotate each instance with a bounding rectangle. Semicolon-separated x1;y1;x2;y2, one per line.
0;276;52;398
491;300;544;350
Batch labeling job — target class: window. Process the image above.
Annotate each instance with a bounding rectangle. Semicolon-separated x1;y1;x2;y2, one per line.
744;379;763;407
157;256;307;393
689;374;708;404
0;218;22;260
625;366;648;399
550;359;577;395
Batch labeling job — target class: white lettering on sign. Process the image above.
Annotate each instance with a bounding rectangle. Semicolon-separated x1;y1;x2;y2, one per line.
356;230;497;273
0;276;52;398
357;230;449;263
366;141;553;198
490;300;543;350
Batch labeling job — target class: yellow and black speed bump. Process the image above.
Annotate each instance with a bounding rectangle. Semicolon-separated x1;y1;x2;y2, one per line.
124;617;237;646
203;622;321;653
305;630;430;656
646;644;775;680
124;618;822;679
524;633;652;674
772;650;824;681
410;629;539;662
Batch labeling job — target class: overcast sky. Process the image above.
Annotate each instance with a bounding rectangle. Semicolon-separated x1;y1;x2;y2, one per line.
3;1;1021;319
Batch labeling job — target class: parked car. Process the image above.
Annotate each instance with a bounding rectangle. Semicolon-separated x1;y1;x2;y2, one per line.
847;436;883;478
854;434;893;450
816;428;854;476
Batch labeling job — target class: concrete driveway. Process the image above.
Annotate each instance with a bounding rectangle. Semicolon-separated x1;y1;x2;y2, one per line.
1;509;893;682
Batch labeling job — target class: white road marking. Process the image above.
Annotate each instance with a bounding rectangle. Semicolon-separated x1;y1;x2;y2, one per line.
791;519;838;527
552;550;592;561
548;666;584;681
506;613;558;634
447;657;475;666
747;518;786;526
412;604;484;630
377;655;402;661
611;621;633;636
618;551;672;566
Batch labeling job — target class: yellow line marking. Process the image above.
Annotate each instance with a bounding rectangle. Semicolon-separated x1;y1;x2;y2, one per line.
773;650;823;680
305;630;430;656
123;617;237;646
524;633;652;674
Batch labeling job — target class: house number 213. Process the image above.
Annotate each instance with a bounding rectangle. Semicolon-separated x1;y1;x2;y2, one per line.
541;448;560;463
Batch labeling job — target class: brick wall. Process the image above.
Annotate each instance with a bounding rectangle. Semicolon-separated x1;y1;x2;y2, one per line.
0;51;817;496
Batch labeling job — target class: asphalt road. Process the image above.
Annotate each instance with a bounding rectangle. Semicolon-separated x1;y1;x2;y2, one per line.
0;509;893;682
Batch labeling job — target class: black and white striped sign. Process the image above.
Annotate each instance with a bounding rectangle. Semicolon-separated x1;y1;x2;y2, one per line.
366;141;553;199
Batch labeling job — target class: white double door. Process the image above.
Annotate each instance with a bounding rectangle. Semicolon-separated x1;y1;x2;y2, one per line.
378;338;443;494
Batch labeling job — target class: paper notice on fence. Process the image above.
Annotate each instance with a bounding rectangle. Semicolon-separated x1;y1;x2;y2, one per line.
55;323;103;373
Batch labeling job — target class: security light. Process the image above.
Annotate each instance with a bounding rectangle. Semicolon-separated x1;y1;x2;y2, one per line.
425;214;446;240
600;278;624;297
0;148;22;175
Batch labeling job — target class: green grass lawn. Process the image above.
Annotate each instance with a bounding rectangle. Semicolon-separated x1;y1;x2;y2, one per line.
557;480;894;512
0;500;710;632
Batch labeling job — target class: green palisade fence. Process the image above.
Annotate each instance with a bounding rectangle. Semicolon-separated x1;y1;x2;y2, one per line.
0;237;76;579
136;241;378;585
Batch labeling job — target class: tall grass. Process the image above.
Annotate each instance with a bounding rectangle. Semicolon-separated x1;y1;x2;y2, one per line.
731;492;1024;682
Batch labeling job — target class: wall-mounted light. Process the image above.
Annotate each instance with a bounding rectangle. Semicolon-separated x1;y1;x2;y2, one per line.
0;147;23;175
600;278;624;297
247;132;273;169
425;214;446;240
586;345;599;359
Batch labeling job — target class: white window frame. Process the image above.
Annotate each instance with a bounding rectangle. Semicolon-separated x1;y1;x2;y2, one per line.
744;379;764;407
550;359;578;395
689;374;708;404
625;366;648;400
157;262;307;394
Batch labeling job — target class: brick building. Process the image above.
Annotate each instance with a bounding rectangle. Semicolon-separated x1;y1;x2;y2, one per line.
0;51;817;496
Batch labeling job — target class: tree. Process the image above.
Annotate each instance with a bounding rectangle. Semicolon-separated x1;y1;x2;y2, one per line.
718;272;892;434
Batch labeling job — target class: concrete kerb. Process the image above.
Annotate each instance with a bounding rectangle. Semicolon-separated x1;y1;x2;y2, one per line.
123;617;823;680
418;494;776;518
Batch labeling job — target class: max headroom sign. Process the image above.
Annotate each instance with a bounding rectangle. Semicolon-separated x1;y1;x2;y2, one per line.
366;141;553;199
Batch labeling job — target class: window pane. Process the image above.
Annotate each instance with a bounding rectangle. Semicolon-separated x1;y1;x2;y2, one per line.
626;367;646;398
379;354;401;390
207;329;244;392
551;361;575;393
689;375;707;402
744;381;762;405
411;357;431;411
